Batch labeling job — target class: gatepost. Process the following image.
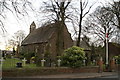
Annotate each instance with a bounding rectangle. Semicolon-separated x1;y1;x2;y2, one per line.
98;57;103;73
110;58;116;72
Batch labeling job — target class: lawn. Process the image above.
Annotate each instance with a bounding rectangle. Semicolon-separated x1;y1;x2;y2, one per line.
2;58;36;70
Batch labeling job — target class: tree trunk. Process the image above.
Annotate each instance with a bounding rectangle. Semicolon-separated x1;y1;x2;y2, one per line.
56;2;65;57
76;1;83;47
56;21;65;57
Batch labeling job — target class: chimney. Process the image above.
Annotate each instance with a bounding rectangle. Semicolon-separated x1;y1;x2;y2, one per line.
30;21;36;33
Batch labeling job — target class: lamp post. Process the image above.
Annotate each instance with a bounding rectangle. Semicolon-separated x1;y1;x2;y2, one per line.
106;27;109;69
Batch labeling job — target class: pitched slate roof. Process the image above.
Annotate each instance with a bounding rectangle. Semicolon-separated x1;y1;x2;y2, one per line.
21;22;57;45
80;40;91;51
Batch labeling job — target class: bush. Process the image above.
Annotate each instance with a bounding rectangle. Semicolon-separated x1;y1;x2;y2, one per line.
61;46;86;68
114;55;120;64
24;52;35;63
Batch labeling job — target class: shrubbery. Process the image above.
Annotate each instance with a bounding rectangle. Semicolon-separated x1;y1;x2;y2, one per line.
61;46;86;68
114;55;120;64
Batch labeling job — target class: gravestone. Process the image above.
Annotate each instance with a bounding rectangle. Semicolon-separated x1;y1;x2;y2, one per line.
57;59;61;67
83;60;86;66
41;59;46;67
22;58;27;66
93;60;96;65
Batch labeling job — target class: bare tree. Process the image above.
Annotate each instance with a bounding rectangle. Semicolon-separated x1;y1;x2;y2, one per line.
106;1;120;44
109;1;120;29
73;0;95;46
0;0;34;31
8;30;26;47
83;6;115;46
41;0;71;23
40;0;72;56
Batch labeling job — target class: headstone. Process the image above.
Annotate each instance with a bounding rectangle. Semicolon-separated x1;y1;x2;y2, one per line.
16;62;22;68
57;59;61;67
11;54;14;58
83;60;86;66
22;58;27;66
41;59;46;67
93;60;96;65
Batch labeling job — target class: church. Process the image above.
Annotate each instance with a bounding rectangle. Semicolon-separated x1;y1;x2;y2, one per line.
21;21;73;66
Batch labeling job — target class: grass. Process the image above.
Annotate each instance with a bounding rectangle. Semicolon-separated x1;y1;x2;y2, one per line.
2;58;36;70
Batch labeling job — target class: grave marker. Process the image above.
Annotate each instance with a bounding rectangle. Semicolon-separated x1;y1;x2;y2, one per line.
22;58;27;66
41;59;46;67
57;59;61;67
83;60;86;66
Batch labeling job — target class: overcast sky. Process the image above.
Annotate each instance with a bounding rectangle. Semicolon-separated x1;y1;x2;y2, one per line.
0;0;114;50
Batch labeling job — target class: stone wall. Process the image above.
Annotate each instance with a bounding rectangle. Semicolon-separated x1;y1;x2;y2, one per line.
3;66;99;77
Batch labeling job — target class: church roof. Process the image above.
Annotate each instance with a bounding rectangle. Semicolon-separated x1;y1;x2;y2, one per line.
21;22;58;45
80;40;91;51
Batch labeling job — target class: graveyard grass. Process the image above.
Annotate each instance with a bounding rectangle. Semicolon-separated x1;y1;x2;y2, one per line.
2;58;36;70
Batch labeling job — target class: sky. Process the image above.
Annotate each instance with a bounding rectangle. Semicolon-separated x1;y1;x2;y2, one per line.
0;0;114;50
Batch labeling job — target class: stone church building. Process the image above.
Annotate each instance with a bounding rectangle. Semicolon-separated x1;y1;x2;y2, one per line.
21;21;73;66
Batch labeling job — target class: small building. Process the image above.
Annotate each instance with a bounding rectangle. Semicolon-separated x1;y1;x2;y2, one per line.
21;21;73;66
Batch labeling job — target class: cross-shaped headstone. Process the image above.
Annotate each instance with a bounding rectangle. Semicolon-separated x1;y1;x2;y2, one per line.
57;59;61;67
41;59;46;67
22;58;27;66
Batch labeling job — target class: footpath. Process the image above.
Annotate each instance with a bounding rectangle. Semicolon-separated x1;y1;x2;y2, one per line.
25;72;118;78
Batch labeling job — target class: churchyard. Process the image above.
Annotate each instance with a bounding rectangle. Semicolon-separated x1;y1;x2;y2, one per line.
1;46;120;77
2;58;36;70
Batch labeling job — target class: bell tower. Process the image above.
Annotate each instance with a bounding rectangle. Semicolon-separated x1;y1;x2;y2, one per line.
30;21;36;33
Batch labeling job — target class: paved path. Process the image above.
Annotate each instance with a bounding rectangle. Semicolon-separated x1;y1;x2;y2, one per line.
2;72;119;80
23;72;118;78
